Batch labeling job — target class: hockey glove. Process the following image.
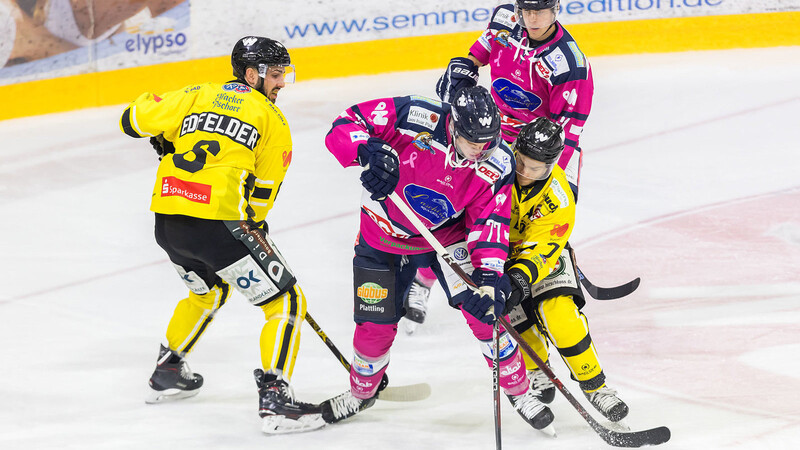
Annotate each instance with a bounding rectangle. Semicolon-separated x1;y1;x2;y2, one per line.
357;138;400;201
150;134;175;160
461;269;511;324
436;57;479;103
501;267;532;315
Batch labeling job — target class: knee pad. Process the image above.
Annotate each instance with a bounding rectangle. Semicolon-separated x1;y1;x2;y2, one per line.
167;283;231;355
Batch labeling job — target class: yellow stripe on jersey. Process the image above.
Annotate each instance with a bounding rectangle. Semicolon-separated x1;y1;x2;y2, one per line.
119;81;292;222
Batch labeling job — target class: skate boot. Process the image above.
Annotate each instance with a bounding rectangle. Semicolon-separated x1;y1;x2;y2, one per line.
403;277;431;334
528;364;556;404
584;385;629;422
320;390;376;424
254;369;326;434
507;390;555;435
145;344;203;404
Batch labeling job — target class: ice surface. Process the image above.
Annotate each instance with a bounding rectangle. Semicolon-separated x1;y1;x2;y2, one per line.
1;46;799;449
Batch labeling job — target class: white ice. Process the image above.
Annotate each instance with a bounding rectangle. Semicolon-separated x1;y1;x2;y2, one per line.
1;46;799;449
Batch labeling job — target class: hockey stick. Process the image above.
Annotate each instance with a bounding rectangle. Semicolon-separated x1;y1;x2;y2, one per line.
388;192;671;447
492;321;502;450
304;312;431;402
577;266;641;300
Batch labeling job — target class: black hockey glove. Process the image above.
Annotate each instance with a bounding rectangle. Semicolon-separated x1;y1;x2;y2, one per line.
436;57;479;103
150;134;175;160
461;269;511;324
357;138;400;201
501;268;532;315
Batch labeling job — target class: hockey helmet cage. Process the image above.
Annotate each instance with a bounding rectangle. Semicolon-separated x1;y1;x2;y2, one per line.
231;36;293;81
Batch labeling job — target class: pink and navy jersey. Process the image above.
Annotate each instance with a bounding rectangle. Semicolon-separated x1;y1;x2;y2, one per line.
469;4;594;185
325;95;515;275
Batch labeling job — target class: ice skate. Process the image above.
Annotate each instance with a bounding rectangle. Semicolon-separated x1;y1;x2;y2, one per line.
528;364;556;404
403;277;431;335
584;385;629;422
254;369;325;434
507;389;556;436
145;344;203;404
320;390;376;423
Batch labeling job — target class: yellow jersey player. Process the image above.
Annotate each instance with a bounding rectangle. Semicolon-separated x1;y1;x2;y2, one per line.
503;117;629;425
119;36;325;434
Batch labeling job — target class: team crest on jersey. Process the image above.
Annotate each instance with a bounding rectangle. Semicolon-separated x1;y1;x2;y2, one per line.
403;184;456;226
412;132;434;154
492;78;542;111
222;82;251;94
495;30;511;48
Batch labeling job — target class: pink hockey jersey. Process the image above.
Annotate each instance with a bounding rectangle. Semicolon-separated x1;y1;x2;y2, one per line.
469;4;594;186
325;95;515;275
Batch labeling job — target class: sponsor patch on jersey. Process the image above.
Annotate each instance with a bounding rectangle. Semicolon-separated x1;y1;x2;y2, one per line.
350;130;369;143
409;95;442;108
476;162;502;184
567;41;586;68
494;8;517;29
160;176;211;204
545;47;570;77
222;82;251;94
481;258;505;273
407;106;440;131
492;78;542;111
403;184;456;226
534;60;552;79
550;177;570;208
544;255;567;280
550;223;570;238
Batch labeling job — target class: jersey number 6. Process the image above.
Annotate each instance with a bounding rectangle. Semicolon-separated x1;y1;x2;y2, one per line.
174;140;221;173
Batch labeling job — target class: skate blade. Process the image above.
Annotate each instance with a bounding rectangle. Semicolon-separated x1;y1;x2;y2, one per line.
145;387;200;404
261;413;326;434
538;423;557;438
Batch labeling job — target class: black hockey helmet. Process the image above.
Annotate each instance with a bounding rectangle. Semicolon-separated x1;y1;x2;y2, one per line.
449;85;502;162
231;36;294;82
517;0;559;10
513;117;564;181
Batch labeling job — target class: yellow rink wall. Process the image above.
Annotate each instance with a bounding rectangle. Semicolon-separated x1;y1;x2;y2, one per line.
1;11;798;121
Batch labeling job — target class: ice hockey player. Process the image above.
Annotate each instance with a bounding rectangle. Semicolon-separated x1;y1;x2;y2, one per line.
119;36;326;434
318;86;556;434
501;117;629;423
404;0;596;333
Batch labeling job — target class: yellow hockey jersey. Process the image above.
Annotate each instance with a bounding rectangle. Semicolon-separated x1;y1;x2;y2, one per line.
507;166;576;286
120;81;292;223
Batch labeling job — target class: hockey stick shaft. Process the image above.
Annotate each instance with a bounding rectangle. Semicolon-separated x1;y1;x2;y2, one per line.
492;321;502;450
305;311;431;402
388;192;670;447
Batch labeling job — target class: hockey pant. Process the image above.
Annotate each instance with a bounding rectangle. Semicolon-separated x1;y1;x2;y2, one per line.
155;214;306;381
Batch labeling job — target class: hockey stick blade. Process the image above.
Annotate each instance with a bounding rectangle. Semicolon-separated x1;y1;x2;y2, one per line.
377;383;432;402
598;425;671;448
578;267;640;300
